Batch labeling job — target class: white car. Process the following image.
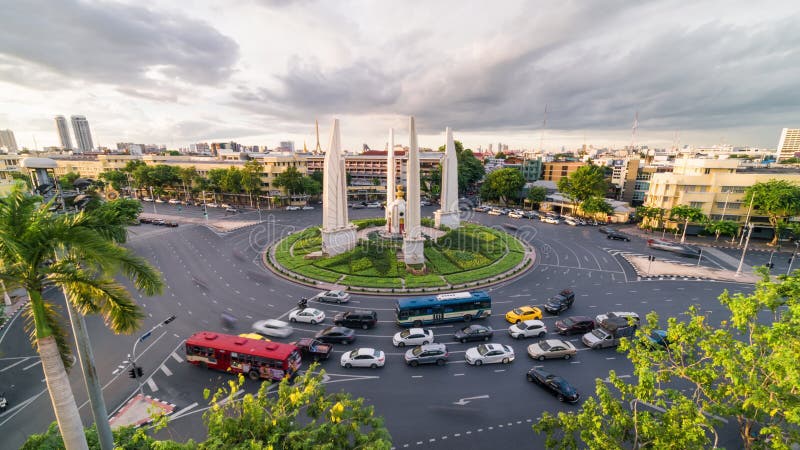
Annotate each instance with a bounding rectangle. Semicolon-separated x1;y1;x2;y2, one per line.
465;343;515;366
154;198;165;203
207;202;219;208
301;205;315;210
314;290;350;304
340;348;385;369
252;319;293;338
595;312;640;325
392;328;434;347
542;216;560;224
285;205;301;211
487;209;503;216
564;218;579;226
365;202;382;209
168;199;181;204
288;308;325;324
508;319;547;339
221;203;231;209
508;212;524;219
141;197;153;202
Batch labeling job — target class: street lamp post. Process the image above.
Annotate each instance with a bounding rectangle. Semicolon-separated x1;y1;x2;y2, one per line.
735;223;754;277
202;190;208;223
150;186;157;215
129;315;176;396
788;242;800;276
739;195;755;248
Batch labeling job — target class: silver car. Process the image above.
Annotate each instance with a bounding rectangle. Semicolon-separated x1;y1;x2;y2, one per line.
404;343;449;367
314;290;351;304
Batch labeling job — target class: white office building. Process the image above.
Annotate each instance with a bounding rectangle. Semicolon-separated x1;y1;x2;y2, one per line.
55;116;73;150
71;115;94;153
0;129;18;153
776;128;800;162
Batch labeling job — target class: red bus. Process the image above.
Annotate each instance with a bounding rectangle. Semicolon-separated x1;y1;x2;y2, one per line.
185;331;301;381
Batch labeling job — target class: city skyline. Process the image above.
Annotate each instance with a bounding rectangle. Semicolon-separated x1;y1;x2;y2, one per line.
1;1;799;151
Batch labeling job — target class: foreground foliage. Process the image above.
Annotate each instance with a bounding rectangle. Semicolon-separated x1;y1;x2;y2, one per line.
25;366;391;450
535;267;800;449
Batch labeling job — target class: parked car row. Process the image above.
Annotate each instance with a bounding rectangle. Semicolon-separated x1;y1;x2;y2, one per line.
286;205;315;211
138;217;178;227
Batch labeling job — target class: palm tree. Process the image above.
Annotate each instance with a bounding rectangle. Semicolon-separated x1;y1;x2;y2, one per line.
0;190;163;449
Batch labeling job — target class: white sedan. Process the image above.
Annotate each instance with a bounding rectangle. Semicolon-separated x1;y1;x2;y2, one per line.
207;202;219;208
301;205;315;210
168;199;181;204
465;343;515;366
340;348;385;369
392;328;434;347
314;290;351;304
285;205;301;211
141;197;153;202
508;319;547;339
252;319;293;338
288;308;325;325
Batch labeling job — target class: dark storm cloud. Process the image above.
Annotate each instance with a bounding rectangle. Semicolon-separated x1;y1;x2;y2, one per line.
231;2;800;137
0;0;238;88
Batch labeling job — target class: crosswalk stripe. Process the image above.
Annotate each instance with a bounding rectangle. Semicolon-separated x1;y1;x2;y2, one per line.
161;365;173;376
171;352;183;363
147;378;158;392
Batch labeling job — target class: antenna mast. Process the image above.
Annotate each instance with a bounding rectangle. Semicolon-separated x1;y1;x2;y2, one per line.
539;104;548;151
630;111;639;151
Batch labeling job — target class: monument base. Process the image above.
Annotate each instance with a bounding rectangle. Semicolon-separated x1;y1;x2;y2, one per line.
434;210;461;229
402;236;425;265
321;225;357;256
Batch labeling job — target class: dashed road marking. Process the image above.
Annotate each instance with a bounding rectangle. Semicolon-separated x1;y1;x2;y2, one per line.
161;365;173;376
147;378;158;392
171;353;183;363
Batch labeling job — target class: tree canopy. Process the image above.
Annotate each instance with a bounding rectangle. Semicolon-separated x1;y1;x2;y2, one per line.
438;140;485;193
580;196;613;217
526;186;547;207
535;268;800;449
557;165;607;207
480;168;525;205
745;180;800;245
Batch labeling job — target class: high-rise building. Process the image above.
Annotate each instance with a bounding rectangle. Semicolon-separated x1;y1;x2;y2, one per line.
70;115;94;153
55;115;73;150
776;128;800;161
279;141;295;152
0;129;18;152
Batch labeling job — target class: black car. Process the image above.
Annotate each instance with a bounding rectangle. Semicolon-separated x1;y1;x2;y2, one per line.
554;316;596;335
543;289;575;314
607;230;631;241
526;368;580;403
315;326;355;344
598;226;612;234
454;324;493;343
333;310;377;330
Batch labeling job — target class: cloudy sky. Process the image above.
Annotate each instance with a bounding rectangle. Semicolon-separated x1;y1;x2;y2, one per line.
1;0;799;152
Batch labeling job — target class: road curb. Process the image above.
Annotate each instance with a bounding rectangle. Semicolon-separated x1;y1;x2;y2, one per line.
0;298;28;334
108;393;177;429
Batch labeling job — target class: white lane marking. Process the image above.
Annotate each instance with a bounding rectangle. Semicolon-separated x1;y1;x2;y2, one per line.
146;378;158;392
171;352;183;363
22;360;42;371
160;365;173;376
1;357;31;372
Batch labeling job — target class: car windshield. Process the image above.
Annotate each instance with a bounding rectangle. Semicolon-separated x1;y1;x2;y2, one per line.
461;326;475;333
477;344;490;356
512;308;524;315
550;295;565;303
399;329;412;338
538;341;551;351
347;350;358;358
411;346;424;356
561;317;575;326
592;329;608;338
554;378;575;395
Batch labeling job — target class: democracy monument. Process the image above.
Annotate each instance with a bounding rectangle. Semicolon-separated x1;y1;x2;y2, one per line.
268;117;532;293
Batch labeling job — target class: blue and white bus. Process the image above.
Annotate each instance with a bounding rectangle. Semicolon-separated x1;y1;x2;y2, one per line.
395;291;492;327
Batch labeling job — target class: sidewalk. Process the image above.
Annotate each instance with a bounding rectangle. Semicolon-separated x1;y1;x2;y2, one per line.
1;295;28;333
108;394;176;428
138;212;261;233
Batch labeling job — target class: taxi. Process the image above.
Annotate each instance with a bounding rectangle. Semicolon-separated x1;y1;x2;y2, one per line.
505;305;543;324
238;333;270;342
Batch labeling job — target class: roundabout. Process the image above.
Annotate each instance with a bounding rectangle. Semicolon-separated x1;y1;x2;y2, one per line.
266;218;534;293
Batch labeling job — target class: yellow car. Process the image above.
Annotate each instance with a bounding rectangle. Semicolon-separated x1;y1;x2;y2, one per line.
505;306;543;324
239;333;270;341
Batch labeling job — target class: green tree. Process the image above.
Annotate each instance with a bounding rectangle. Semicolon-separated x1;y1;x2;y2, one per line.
58;172;80;190
0;190;163;450
526;186;547;209
580;196;613;218
98;171;128;192
557;165;607;213
310;170;324;185
439;141;485;193
705;219;739;241
273;166;306;195
22;422;171;450
178;166;199;201
301;177;322;196
11;172;32;189
669;205;706;243
201;367;391;449
241;161;262;208
535;268;800;449
220;167;242;196
636;206;666;230
495;151;507;159
480;168;525;206
745;180;800;246
86;198;143;225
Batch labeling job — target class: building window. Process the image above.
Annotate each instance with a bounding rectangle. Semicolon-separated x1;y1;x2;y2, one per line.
704;168;711;174
721;186;746;193
689;202;704;209
715;202;742;209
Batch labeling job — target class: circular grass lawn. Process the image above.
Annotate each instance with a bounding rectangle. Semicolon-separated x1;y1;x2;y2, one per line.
269;218;530;292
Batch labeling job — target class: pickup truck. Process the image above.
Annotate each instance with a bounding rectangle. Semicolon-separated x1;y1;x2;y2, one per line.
291;338;333;361
581;316;636;349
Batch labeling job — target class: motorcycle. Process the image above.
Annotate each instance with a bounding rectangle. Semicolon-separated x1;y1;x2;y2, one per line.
297;297;309;310
0;392;7;412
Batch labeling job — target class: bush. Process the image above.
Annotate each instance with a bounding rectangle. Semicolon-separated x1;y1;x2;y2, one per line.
292;265;342;283
404;274;447;288
341;275;402;288
353;218;387;230
441;249;491;270
423;247;461;274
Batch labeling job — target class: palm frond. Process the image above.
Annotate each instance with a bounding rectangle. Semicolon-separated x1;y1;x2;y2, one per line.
23;299;73;371
52;269;145;334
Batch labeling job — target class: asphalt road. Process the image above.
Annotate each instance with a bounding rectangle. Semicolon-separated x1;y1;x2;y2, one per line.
0;206;761;449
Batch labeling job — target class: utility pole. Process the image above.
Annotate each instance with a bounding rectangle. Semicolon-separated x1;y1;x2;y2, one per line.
735;223;754;277
129;315;176;397
788;242;799;276
739;195;755;247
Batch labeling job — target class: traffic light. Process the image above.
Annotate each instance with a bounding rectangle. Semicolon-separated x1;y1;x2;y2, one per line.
128;368;137;379
767;262;775;270
648;255;656;261
136;367;143;378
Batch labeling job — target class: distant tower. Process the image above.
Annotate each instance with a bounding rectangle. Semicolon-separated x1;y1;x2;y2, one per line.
0;129;18;153
630;111;639;151
539;104;548;151
55;116;73;150
71;115;94;153
314;119;323;154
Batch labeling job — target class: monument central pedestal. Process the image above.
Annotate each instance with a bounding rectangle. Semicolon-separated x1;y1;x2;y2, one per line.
434;210;460;229
402;236;425;265
321;225;357;256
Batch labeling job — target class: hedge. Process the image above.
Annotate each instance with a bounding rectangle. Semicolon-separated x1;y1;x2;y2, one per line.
341;275;403;288
404;274;447;288
443;251;525;285
423;247;461;274
292;265;342;283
